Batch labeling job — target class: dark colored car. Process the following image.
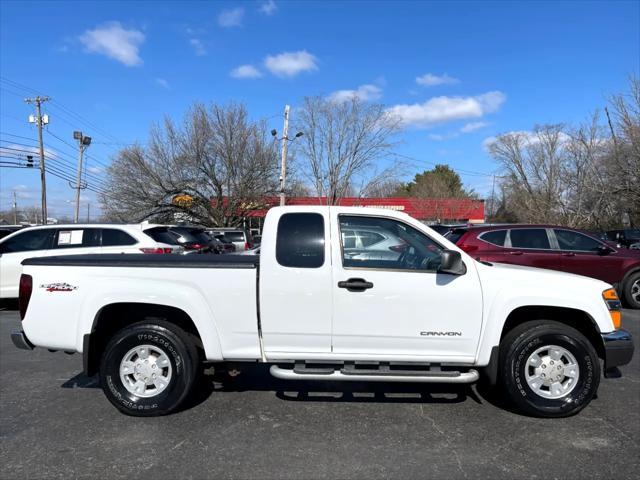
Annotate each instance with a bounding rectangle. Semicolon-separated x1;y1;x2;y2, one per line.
146;226;217;254
446;224;640;309
209;234;236;254
0;226;23;240
605;229;640;248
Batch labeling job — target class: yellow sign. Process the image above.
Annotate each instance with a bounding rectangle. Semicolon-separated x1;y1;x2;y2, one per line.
172;193;194;208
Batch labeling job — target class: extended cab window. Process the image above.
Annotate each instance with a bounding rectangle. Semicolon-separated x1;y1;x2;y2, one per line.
554;229;602;252
339;216;442;271
276;213;325;268
53;229;101;249
101;229;137;246
0;229;54;253
509;229;551;249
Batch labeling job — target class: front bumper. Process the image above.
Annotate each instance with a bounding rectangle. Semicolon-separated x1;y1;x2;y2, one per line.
602;329;634;369
11;330;34;350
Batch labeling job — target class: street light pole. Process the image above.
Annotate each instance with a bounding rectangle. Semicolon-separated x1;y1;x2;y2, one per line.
73;131;91;223
279;105;290;207
272;106;303;207
25;95;50;223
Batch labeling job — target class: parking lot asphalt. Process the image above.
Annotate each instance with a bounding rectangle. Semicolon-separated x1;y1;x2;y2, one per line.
1;308;639;480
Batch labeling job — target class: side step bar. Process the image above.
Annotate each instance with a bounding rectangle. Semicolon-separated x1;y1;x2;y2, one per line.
270;365;479;384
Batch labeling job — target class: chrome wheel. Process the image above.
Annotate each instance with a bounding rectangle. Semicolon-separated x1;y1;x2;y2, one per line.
119;344;172;398
632;279;640;303
524;345;579;399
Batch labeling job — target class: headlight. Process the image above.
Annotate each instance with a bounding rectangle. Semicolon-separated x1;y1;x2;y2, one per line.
602;288;622;329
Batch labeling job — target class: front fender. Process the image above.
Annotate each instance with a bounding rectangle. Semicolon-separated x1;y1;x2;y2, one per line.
476;285;613;366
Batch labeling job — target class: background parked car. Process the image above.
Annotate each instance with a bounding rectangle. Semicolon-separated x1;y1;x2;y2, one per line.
145;226;219;254
631;242;640;250
446;224;640;309
605;229;640;248
207;228;254;251
0;224;180;298
0;225;23;240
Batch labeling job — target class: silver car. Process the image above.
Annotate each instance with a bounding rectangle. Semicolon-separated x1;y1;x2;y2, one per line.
341;227;407;261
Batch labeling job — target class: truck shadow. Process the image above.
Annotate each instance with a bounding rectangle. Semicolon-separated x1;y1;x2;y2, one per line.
61;365;512;412
190;364;489;408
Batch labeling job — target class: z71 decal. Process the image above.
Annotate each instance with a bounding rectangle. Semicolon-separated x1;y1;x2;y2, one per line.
40;283;78;292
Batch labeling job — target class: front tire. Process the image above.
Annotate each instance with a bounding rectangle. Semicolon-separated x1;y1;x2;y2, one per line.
622;271;640;309
99;320;200;416
500;320;600;418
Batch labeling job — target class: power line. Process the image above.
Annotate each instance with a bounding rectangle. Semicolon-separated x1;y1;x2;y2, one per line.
0;140;110;188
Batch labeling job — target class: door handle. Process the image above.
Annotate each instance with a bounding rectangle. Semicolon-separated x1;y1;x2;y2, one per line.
338;278;374;292
562;252;575;257
509;251;523;255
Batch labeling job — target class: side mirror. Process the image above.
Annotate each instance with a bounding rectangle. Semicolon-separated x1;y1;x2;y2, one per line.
597;245;614;255
438;249;466;275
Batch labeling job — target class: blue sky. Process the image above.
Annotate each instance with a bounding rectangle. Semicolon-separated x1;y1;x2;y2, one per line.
1;0;638;219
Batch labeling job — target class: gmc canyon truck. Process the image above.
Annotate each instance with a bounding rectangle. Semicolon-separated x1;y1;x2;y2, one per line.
12;207;634;417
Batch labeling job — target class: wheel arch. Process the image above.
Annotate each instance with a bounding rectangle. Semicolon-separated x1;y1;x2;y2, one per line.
83;302;215;377
481;305;605;385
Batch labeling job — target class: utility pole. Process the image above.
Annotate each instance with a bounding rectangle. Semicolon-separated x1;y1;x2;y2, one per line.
279;105;290;207
25;96;50;224
73;131;92;223
87;203;90;223
13;191;18;224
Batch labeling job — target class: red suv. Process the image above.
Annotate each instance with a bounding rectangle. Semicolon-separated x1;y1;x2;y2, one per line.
446;225;640;309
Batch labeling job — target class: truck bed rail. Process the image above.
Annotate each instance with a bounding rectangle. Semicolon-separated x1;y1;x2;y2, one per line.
21;254;259;269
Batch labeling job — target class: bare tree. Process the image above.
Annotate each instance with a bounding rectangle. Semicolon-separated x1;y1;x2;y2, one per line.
100;102;279;226
296;96;400;204
488;77;640;228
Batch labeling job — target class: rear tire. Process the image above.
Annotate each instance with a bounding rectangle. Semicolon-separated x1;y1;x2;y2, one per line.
99;320;200;416
499;320;600;418
622;271;640;309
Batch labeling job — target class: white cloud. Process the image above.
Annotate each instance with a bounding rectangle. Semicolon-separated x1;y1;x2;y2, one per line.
218;7;245;27
79;22;145;66
87;166;103;174
155;78;170;89
264;50;318;77
259;1;277;15
460;121;488;133
230;64;263;79
416;73;460;87
189;38;206;56
388;91;506;128
428;133;448;141
328;84;382;103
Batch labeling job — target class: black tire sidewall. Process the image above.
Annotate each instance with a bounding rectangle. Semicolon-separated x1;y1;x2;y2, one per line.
504;327;600;417
623;272;640;309
100;324;194;416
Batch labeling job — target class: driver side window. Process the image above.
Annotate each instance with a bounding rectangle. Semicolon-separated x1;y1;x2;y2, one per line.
339;215;443;271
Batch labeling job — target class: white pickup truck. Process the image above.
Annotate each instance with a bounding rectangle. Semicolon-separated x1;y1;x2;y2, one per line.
12;206;634;417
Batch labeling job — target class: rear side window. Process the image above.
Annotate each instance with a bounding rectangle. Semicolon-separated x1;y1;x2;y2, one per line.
224;231;245;242
445;228;468;244
54;228;101;249
509;229;551;249
554;229;602;252
479;230;506;247
101;229;137;246
0;229;54;253
144;227;178;245
276;213;325;268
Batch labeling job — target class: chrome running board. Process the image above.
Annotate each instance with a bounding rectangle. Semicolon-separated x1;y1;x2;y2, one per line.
269;365;479;383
